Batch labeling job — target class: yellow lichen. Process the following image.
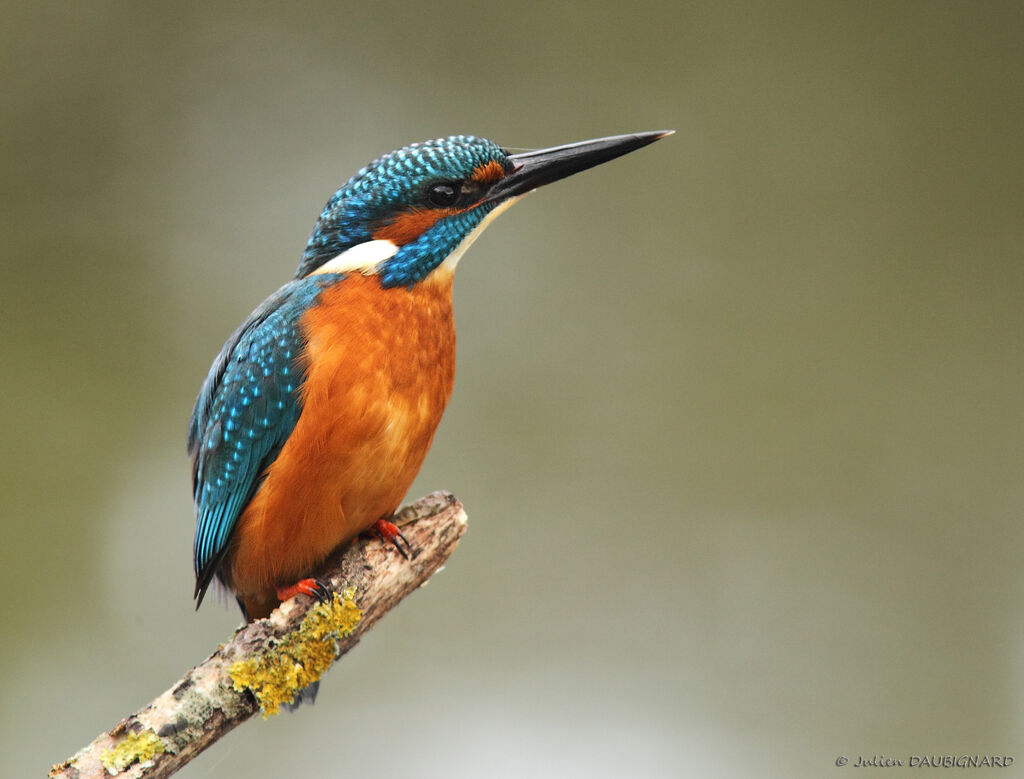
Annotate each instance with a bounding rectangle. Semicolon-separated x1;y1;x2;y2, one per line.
229;587;362;717
99;730;165;774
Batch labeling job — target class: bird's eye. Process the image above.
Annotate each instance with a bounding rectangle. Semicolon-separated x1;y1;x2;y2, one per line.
427;182;460;208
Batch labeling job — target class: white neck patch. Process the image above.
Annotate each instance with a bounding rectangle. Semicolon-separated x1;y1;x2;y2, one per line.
312;238;400;275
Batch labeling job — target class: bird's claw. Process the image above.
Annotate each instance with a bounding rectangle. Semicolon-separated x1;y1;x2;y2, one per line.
372;518;413;559
276;577;332;604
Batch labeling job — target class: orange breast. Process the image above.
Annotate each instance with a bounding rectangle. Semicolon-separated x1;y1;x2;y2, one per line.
225;270;456;609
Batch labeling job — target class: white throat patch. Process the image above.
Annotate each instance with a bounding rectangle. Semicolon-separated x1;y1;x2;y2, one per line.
439;195;524;274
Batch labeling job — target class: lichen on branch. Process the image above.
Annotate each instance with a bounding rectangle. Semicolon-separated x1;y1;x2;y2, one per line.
229;587;363;716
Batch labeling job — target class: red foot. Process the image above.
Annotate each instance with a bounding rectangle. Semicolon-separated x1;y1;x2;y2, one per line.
276;578;331;603
372;518;412;559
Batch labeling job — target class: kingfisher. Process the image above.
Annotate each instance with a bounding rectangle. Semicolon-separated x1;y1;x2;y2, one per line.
190;130;671;620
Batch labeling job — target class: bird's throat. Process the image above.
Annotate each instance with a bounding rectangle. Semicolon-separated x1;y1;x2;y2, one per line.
437;194;524;275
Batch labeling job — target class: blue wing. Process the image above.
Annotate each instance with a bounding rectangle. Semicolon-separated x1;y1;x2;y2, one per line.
188;274;341;605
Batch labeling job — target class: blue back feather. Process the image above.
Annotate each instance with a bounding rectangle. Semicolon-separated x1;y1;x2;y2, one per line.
188;273;343;603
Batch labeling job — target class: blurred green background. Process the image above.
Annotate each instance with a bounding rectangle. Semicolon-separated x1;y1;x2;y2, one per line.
4;2;1023;777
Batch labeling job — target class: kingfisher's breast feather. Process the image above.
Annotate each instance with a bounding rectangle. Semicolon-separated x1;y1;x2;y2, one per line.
188;273;343;599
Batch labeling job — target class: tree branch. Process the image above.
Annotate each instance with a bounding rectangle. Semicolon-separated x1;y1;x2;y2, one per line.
50;491;467;779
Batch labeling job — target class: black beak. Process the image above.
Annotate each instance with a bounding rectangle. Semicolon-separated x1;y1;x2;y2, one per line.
486;130;673;203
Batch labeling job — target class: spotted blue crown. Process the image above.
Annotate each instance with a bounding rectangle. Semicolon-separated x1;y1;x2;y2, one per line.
296;135;512;286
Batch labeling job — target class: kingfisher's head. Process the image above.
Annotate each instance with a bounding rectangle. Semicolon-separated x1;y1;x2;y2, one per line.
296;131;671;286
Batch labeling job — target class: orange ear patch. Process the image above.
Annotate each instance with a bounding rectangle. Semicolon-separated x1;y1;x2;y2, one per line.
373;208;444;245
470;160;506;186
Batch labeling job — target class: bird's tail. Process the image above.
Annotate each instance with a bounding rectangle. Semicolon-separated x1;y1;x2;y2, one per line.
281;681;320;712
